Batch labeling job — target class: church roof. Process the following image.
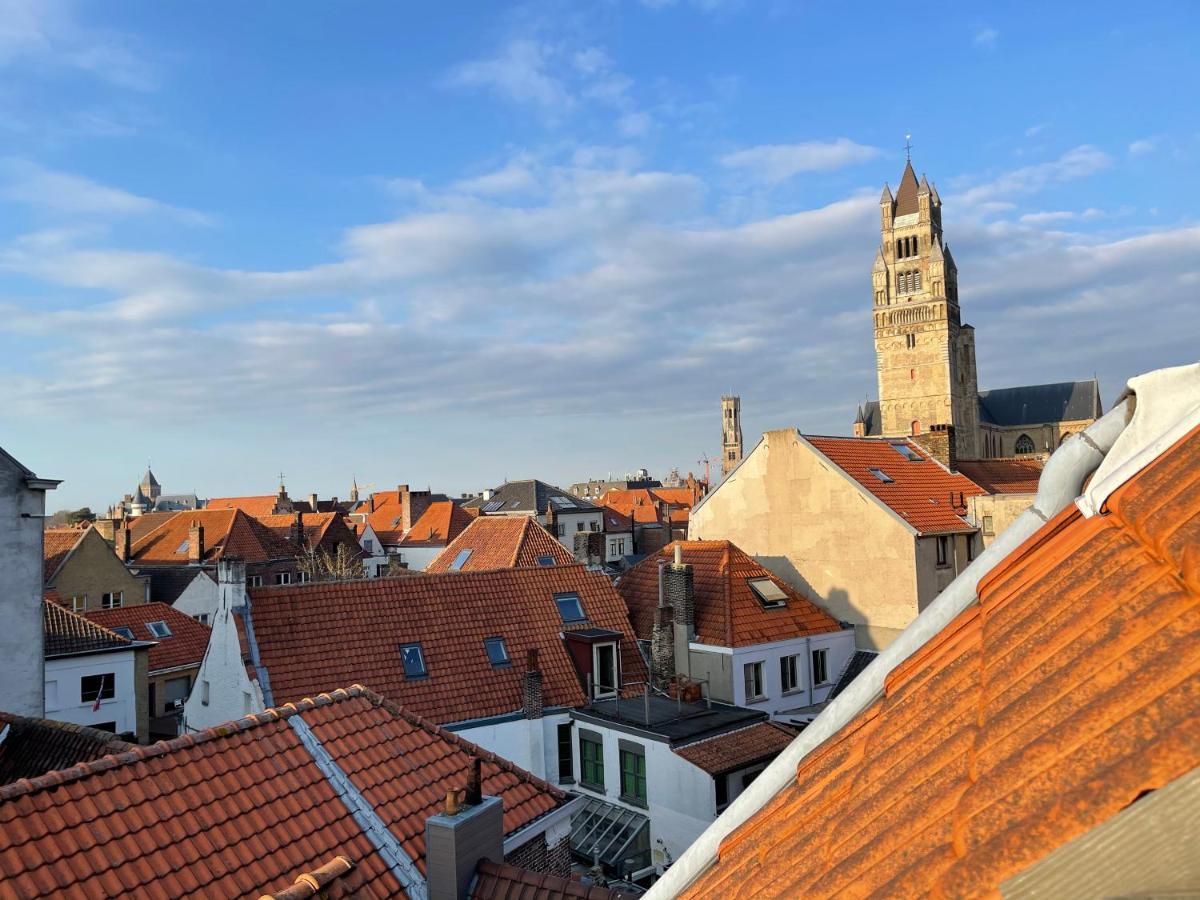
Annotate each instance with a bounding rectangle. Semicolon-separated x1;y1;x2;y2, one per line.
859;400;882;436
978;380;1102;427
894;161;921;216
141;468;159;488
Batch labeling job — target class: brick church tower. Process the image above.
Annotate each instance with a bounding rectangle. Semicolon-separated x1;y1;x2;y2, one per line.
872;159;980;459
721;395;743;476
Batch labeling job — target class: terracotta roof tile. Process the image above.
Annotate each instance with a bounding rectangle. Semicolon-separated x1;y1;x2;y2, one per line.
398;501;475;547
956;457;1044;494
673;722;798;776
206;495;283;517
0;712;133;786
42;528;85;584
618;541;841;648
598;488;696;526
427;517;574;573
0;686;568;899
471;859;627;899
83;603;209;673
805;435;985;534
128;509;290;566
248;566;645;724
43;601;134;657
681;423;1200;898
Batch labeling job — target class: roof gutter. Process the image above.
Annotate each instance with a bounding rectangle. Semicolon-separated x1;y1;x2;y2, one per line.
645;397;1133;899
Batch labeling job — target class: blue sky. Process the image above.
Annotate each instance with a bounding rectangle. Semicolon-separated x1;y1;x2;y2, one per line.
1;0;1197;511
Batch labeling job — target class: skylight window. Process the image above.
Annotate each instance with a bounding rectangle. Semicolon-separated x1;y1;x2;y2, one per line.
509;500;521;509
175;540;189;554
554;592;586;623
747;578;789;609
449;549;472;571
549;496;574;509
536;555;556;567
890;443;923;462
399;643;427;678
146;621;172;639
112;626;135;640
484;637;510;667
482;500;504;513
868;468;895;484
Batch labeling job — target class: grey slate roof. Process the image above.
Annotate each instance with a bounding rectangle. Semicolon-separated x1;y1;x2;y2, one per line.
894;161;921;217
141;567;214;605
463;479;599;514
977;380;1102;427
860;400;882;436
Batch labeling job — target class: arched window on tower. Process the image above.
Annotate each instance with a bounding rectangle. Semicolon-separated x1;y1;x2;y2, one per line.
911;420;921;435
914;271;922;291
1015;434;1035;455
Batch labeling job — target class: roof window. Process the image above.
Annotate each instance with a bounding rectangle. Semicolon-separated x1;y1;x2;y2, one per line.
449;549;472;571
399;643;427;678
482;500;504;513
484;637;510;667
112;626;135;640
868;468;895;484
890;443;923;461
175;540;189;554
747;578;789;609
146;620;172;639
509;500;521;509
550;496;575;509
536;555;556;567
554;592;586;623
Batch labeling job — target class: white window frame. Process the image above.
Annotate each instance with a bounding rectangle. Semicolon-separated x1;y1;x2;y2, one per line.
71;594;87;613
811;648;830;686
275;572;292;586
780;654;801;694
743;661;766;702
247;575;263;588
592;642;619;700
101;591;123;609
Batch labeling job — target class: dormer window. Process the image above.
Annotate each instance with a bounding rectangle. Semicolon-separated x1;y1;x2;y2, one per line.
399;643;427;679
592;642;618;699
554;592;586;623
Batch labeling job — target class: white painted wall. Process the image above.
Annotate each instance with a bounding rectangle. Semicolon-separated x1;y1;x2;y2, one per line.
45;649;137;736
569;720;717;870
388;545;442;572
605;531;633;562
454;712;569;783
183;560;264;732
170;571;219;623
724;629;857;720
550;511;604;548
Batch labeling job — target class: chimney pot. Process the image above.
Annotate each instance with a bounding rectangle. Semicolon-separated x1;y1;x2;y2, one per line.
115;526;132;562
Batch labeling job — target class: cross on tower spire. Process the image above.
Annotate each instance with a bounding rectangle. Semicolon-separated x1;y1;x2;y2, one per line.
904;133;913;161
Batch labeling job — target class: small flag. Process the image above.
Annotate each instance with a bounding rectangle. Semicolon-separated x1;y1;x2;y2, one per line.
92;674;106;712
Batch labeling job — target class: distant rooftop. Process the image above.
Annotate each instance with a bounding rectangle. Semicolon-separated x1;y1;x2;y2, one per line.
573;694;767;745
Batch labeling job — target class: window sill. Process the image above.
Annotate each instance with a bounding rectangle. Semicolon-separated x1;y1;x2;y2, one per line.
579;781;605;795
745;695;768;704
781;687;805;697
620;795;649;809
558;777;576;786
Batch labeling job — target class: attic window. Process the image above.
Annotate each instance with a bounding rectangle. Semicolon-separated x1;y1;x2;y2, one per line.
399;643;427;678
868;468;894;484
890;443;923;462
536;555;556;567
449;549;472;570
550;496;574;509
482;500;504;513
747;579;788;609
112;626;135;640
175;540;189;554
554;592;586;623
484;637;510;667
146;621;172;639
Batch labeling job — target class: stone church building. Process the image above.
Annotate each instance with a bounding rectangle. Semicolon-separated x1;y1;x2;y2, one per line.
854;159;1101;460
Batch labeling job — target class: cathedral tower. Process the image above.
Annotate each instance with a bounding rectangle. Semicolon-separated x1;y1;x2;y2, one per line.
872;160;980;459
721;395;743;476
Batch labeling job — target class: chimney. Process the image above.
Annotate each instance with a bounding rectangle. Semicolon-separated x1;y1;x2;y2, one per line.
651;559;675;689
114;525;132;562
217;557;246;609
912;423;957;471
188;521;204;563
93;518;116;542
309;493;318;511
291;510;305;550
667;544;695;679
522;649;543;720
425;786;503;900
368;493;376;513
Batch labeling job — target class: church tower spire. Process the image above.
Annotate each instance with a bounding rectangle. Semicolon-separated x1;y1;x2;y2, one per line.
872;156;980;459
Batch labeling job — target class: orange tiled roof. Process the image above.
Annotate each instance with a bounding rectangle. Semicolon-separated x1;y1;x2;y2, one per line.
618;541;841;648
805;435;985;534
206;494;283;516
472;860;627;899
0;686;567;899
427;516;574;573
674;722;798;776
682;423;1200;898
253;512;362;559
598;488;695;526
43;601;133;657
957;457;1044;494
84;602;210;673
361;491;407;544
247;565;645;724
128;508;289;565
398;500;475;547
42;528;84;583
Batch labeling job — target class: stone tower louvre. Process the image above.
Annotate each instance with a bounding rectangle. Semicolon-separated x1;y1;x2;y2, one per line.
721;395;743;476
873;160;980;459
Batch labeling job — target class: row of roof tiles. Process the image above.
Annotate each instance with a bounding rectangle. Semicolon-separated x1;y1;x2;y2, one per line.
427;516;574;573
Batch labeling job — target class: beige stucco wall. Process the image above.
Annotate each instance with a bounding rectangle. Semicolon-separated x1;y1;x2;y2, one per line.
688;429;921;650
968;492;1036;548
49;529;148;611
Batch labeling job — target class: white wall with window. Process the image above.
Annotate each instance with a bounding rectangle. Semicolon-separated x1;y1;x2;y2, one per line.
44;649;138;736
169;570;219;624
549;510;603;547
725;630;856;720
605;530;633;563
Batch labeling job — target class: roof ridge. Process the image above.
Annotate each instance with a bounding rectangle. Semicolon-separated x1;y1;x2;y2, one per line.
0;685;371;802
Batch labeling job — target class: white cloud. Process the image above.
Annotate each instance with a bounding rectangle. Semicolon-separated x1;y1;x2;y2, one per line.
720;138;881;184
447;40;574;113
973;27;999;48
1128;138;1157;156
1025;123;1049;138
952;145;1112;212
0;160;209;224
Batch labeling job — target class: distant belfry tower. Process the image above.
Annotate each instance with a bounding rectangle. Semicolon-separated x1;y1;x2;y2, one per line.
872;157;980;459
721;395;743;476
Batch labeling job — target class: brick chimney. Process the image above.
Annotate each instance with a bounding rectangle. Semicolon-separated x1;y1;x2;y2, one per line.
521;649;543;720
651;559;675;689
912;423;957;471
188;521;204;563
425;774;503;900
114;525;132;563
291;510;305;550
666;544;695;679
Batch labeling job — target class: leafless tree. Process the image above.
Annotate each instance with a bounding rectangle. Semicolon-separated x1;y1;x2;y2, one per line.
297;542;365;583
